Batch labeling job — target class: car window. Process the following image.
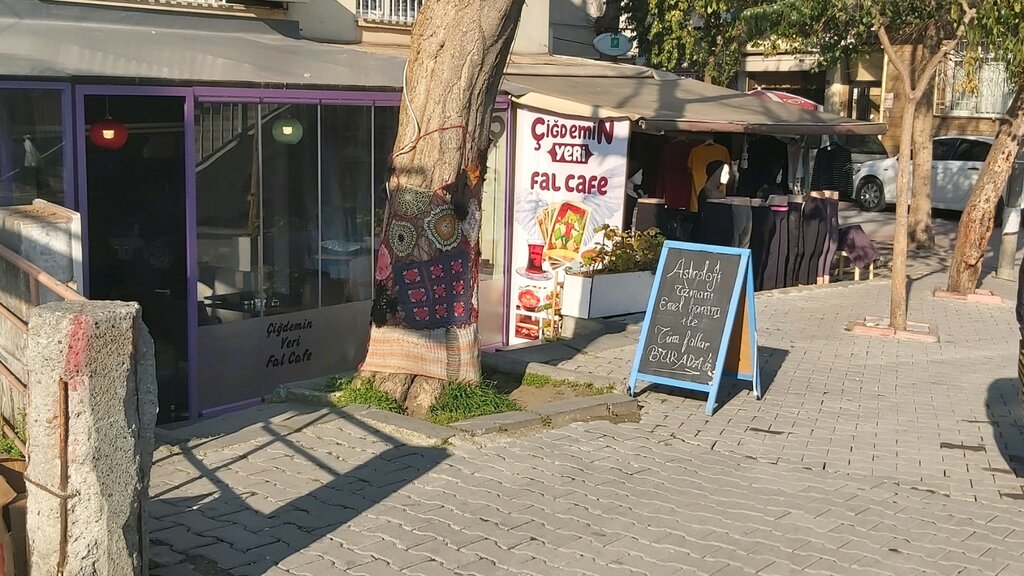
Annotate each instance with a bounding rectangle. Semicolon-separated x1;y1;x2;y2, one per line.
952;139;991;162
836;135;887;155
932;138;958;161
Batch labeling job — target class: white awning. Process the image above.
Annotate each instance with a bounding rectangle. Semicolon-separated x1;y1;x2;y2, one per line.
0;0;406;90
504;73;887;136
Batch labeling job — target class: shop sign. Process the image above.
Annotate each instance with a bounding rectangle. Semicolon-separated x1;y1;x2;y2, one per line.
628;242;761;415
265;318;315;368
508;107;629;345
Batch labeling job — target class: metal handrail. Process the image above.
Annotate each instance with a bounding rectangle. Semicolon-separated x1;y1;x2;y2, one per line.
0;240;84;456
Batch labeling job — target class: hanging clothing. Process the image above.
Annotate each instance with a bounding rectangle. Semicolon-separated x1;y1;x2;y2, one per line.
749;203;774;290
656;140;698;210
810;144;854;198
787;139;804;191
785;196;804;287
687;142;731;212
738;136;788;198
762;198;790;291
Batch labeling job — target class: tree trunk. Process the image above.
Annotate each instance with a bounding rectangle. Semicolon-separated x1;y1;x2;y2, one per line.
359;0;526;415
890;97;917;331
947;89;1024;294
909;79;935;250
908;22;941;251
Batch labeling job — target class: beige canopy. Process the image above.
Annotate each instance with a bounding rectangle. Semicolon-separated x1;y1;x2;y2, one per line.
503;73;887;136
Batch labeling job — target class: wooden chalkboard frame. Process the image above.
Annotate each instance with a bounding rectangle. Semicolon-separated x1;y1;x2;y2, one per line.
627;241;760;415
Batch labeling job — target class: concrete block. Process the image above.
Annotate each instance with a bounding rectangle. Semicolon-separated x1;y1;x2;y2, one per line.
358;409;456;447
530;396;612;427
966;290;1004;305
933;287;1004;306
27;301;158;576
450;411;544;436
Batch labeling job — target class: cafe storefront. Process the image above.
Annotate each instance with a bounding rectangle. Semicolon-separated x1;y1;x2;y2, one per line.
0;0;514;422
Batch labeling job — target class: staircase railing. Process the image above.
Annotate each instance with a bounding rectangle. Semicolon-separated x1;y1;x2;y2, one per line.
0;242;84;456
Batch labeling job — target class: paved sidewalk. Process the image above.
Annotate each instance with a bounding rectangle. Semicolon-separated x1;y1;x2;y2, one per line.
149;267;1024;575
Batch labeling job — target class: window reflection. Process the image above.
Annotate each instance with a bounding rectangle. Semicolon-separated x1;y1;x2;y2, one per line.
261;104;319;314
195;101;399;324
196;103;260;325
321;105;374;305
0;88;66;206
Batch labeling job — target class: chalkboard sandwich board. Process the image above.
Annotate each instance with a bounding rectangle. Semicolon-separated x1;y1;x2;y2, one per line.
628;241;760;415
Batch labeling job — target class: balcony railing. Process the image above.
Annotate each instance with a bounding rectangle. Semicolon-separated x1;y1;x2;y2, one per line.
357;0;422;25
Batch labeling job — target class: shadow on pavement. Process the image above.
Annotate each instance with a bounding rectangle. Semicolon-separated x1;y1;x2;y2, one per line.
152;409;448;575
635;346;788;413
986;377;1024;480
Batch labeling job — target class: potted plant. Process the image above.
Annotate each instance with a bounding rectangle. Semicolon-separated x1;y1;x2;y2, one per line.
561;224;665;319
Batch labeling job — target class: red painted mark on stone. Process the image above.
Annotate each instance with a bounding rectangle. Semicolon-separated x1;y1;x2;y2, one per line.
63;314;90;391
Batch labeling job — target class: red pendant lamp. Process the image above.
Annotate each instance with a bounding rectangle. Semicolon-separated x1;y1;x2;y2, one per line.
89;97;128;150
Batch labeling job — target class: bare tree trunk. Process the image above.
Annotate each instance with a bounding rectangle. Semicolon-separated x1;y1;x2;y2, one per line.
947;89;1024;294
890;97;916;330
909;79;936;250
876;6;975;331
359;0;526;415
909;22;941;251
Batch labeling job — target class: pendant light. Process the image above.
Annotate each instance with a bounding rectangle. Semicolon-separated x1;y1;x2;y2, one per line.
272;115;304;145
89;96;128;150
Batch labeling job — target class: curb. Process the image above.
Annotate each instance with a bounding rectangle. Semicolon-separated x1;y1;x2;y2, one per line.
481;351;628;395
276;385;640;443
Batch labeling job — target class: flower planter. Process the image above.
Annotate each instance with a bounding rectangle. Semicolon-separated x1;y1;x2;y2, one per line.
561;271;656;319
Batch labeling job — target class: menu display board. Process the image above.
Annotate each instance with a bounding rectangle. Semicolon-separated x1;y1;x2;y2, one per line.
628;242;760;415
507;106;629;345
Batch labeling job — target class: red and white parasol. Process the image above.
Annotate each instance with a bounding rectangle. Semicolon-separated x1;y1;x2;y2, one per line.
746;89;822;111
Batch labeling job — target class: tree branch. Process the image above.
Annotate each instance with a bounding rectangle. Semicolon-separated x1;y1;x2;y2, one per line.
876;17;913;93
911;0;977;99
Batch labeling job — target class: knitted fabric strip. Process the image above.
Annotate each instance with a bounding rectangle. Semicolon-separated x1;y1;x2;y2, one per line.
360;325;481;381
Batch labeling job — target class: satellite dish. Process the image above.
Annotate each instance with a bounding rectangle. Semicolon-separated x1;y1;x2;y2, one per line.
592;32;633;57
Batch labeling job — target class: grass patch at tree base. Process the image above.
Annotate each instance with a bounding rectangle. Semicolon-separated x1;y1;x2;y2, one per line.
520;372;614;396
325;375;404;414
428;380;522;426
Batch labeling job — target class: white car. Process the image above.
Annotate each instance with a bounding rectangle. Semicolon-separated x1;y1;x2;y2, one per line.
853;135;997;212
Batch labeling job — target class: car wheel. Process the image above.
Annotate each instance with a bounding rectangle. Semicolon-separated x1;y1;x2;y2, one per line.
857;178;886;212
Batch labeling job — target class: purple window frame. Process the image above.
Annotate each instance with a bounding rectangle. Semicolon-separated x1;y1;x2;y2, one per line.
68;85;510;420
0;81;75;209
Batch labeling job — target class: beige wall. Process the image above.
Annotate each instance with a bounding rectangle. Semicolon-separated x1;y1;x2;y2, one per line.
288;0;361;43
291;0;605;57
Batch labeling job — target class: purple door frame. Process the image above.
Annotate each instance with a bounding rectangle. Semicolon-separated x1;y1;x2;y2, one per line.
74;85;200;419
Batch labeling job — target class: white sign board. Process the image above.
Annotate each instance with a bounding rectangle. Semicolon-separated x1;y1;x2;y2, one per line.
508;107;629;344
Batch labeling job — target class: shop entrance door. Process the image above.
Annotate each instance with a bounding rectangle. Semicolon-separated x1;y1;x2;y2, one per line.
83;94;189;423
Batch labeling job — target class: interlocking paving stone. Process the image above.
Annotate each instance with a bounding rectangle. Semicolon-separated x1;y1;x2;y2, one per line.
150;250;1024;574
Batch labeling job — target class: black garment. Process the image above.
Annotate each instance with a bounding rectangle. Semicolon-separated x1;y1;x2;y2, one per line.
838;225;880;269
798;197;829;285
785;200;804;287
816;197;840;280
1017;256;1024;339
739;136;790;198
749;205;774;290
694;201;734;247
762;205;790;290
810;144;854;199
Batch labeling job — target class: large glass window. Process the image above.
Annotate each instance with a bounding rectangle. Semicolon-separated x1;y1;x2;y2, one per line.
321;106;374;306
196;101;397;324
0;88;66;206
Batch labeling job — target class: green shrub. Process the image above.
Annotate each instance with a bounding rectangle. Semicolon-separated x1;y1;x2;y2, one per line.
0;436;23;459
428;380;522;425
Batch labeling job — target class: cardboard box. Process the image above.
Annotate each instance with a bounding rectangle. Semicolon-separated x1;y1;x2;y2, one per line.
0;458;27;576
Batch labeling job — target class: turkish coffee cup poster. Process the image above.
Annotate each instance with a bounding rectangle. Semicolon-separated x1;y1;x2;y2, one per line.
508;107;629;344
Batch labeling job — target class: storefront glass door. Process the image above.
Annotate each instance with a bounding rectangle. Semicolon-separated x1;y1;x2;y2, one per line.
82;94;190;423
